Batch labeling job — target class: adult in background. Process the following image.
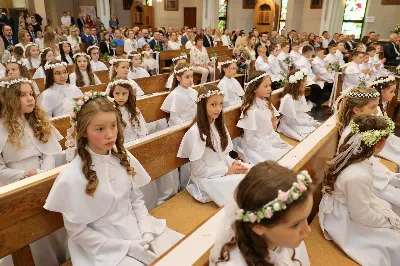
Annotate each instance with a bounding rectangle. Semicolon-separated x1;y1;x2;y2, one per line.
80;26;93;45
90;26;100;45
269;30;278;44
190;34;214;84
384;33;400;66
168;31;181;50
165;26;174;39
137;28;150;48
31;9;42;32
149;30;165;51
109;13;119;30
60;11;70;26
203;26;214;47
85;14;93;28
328;32;340;46
181;27;191;46
112;29;124;47
27;25;36;42
366;31;376;47
321;30;330;49
221;28;231;47
77;14;85;32
67;11;75;26
2;25;17;47
0;8;8;35
255;32;268;58
5;11;14;34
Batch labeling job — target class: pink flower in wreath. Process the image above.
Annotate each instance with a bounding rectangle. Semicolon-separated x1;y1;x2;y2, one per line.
85;91;92;97
71;112;76;118
278;190;288;201
77;100;84;106
264;208;273;218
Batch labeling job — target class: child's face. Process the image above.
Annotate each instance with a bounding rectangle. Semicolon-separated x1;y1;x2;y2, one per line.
316;50;324;58
353;54;363;64
176;59;186;65
353;98;379;116
337;43;344;51
299;79;307;93
19;83;35;116
271;48;279;56
90;49;100;61
115;62;129;78
113;85;130;106
224;62;237;78
255;76;272;99
381;84;396;102
282;45;290;53
292;45;299;52
62;43;70;53
329;47;337;55
7;63;21;78
46;51;55;62
266;40;271;47
252;194;313;250
30;46;40;58
368;50;376;57
77;56;88;71
144;45;150;51
177;70;193;88
206;95;223;122
85;111;118;155
53;66;68;84
131;56;141;67
37;31;42;38
258;50;267;58
375;45;381;53
362;55;369;63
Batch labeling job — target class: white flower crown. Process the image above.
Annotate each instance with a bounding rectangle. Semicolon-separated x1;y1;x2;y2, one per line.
127;51;141;58
174;66;193;75
0;78;32;88
289;68;307;84
105;79;137;94
86;45;99;53
109;58;130;65
350;116;395;147
368;75;396;88
58;41;70;46
6;59;26;67
172;53;187;63
217;59;237;71
25;42;38;50
39;47;52;57
72;52;91;60
44;61;68;70
244;72;269;87
347;91;380;98
235;171;312;223
196;88;225;103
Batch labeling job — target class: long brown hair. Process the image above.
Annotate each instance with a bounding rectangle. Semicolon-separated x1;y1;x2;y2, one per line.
282;69;306;101
110;58;129;80
40;47;53;67
108;77;141;128
324;114;389;194
370;76;396;116
194;84;228;152
239;71;274;136
24;44;39;69
74;55;96;87
44;60;70;89
217;161;312;266
171;62;192;89
75;98;135;197
0;77;53;147
5;61;32;79
336;87;379;134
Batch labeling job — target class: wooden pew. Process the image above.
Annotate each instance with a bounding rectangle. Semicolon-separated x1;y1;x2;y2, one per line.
35;78;45;93
115;46;124;56
67;65;75;74
94;70;110;84
80;83;107;93
321;73;344;111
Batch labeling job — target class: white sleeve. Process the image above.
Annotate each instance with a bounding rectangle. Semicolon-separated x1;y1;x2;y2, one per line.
344;174;391;228
93;73;101;85
69;73;77;86
345;73;361;86
124;40;131;54
38;154;55;172
0;152;23;187
221;36;228;46
189;157;228;179
130;187;156;235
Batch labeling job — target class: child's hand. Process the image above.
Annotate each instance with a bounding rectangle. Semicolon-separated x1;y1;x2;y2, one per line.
362;69;369;74
226;161;248;175
23;170;37;179
381;58;386;63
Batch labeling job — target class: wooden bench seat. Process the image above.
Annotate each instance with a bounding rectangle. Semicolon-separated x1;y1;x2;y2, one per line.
305;215;359;266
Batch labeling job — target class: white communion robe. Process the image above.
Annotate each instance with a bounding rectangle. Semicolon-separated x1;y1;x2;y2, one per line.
177;121;248;206
56;54;74;65
23;56;41;70
255;56;284;82
289;50;301;64
319;159;400;266
44;147;183;266
0;119;67;266
128;67;150;80
237;98;292;164
339;124;400;213
294;56;324;88
119;106;148;144
324;53;340;65
268;54;285;80
218;76;244;107
376;106;400;166
69;70;101;87
210;241;310;266
312;56;334;83
165;74;174;90
161;85;197;127
277;94;319;141
90;60;108;71
277;51;291;73
343;61;363;90
38;83;83;118
32;66;45;79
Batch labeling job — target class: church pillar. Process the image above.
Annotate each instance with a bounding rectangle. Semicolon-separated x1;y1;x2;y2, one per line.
202;0;218;30
96;0;111;28
33;0;47;26
320;0;345;35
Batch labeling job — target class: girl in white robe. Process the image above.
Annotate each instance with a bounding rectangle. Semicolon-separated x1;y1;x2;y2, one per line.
56;41;74;65
320;114;400;266
23;43;41;70
217;58;244;107
44;93;183;266
69;53;101;87
88;46;108;71
209;161;312;266
335;86;400;214
165;54;187;90
127;51;150;80
237;71;292;164
141;44;158;75
109;58;144;97
38;60;83;117
277;69;320;141
0;77;66;266
5;60;40;95
33;47;55;79
177;84;250;206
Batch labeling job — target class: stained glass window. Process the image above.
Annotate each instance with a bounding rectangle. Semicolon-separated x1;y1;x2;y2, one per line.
218;0;228;31
341;0;368;39
146;0;152;6
279;0;288;33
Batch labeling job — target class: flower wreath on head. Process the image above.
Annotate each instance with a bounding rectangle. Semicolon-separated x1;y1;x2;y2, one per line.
127;51;141;58
0;77;32;89
25;42;38;50
44;61;68;70
108;57;131;80
217;58;237;71
350;116;395;147
195;86;225;103
87;45;99;53
368;75;396;90
58;40;70;46
5;58;27;68
66;90;115;162
288;68;307;84
39;47;52;57
332;86;380;113
244;72;269;88
235;171;313;223
173;66;193;75
72;52;91;61
105;79;137;94
172;53;187;63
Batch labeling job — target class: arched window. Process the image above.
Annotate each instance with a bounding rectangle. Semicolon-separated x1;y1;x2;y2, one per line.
218;0;228;31
341;0;369;39
279;0;288;33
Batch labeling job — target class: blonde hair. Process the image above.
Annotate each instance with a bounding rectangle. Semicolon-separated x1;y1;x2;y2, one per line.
0;77;52;147
75;98;135;197
43;31;59;56
18;30;28;43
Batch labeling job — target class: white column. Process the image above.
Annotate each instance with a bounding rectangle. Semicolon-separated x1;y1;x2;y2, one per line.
202;0;218;30
320;0;345;35
11;0;25;8
33;0;47;26
96;0;111;28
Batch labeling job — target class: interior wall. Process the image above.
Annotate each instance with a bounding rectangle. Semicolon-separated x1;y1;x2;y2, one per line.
362;1;400;39
298;0;323;34
285;0;304;32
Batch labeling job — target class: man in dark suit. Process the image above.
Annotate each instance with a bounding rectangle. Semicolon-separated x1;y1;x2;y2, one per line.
180;27;190;46
384;33;400;66
80;26;93;45
2;25;17;47
255;32;269;58
203;27;214;47
67;11;75;26
329;33;340;46
343;35;355;51
77;14;85;32
149;30;165;51
91;27;100;45
31;9;42;32
27;25;36;42
0;8;8;36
